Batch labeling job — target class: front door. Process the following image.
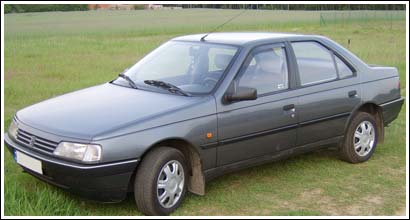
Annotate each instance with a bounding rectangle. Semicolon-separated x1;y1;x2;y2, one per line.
216;43;298;166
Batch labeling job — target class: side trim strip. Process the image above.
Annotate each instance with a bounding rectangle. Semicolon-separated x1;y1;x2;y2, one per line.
200;124;297;149
201;112;350;149
299;112;350;126
220;124;298;145
200;142;219;150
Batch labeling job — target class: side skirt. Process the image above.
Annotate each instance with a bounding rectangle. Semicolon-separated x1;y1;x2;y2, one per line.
203;136;344;182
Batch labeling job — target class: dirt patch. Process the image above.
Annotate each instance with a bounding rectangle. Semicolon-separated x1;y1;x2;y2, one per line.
395;207;407;216
363;195;384;206
342;195;384;215
383;166;406;177
252;188;338;215
296;189;388;216
343;205;363;215
5;70;16;80
299;188;340;215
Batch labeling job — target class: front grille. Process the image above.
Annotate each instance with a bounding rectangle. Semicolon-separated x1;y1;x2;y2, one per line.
16;129;59;155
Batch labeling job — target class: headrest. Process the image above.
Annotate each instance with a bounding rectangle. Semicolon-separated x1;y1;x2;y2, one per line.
255;51;283;73
215;54;234;70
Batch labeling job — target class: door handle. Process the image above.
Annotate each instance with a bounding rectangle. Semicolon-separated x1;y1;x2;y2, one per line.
283;104;295;118
283;104;295;111
348;90;357;98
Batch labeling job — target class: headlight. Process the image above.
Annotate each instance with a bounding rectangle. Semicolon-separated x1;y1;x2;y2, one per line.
8;119;18;139
54;142;102;162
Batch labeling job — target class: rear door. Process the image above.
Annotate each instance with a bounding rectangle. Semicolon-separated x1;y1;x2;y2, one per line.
290;41;360;145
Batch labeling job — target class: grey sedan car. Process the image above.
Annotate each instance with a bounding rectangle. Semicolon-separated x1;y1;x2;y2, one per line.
5;32;404;215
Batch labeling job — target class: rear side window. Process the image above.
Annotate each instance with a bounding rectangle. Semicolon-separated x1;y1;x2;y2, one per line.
335;55;354;79
292;42;337;86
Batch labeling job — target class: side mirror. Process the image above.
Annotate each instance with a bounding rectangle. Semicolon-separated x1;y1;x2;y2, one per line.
225;86;257;103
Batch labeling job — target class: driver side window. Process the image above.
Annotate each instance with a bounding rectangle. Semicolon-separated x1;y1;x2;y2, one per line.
238;46;289;95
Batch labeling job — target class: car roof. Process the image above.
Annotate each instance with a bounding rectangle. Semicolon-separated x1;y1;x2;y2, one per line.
172;32;318;46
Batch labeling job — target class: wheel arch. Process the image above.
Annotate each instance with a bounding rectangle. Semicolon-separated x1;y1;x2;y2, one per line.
345;102;384;144
130;137;206;196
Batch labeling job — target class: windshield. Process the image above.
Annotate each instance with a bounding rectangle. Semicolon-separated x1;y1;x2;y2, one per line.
113;41;239;95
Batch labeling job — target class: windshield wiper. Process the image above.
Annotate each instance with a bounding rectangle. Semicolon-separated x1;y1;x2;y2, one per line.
118;73;138;89
144;80;190;96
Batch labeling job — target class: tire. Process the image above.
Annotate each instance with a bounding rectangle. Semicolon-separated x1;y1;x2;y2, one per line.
134;147;188;216
340;112;378;163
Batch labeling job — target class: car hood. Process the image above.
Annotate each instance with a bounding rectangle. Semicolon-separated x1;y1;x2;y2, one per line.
16;83;212;140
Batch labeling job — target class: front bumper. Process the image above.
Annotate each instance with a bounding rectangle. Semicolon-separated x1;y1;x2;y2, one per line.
5;133;139;202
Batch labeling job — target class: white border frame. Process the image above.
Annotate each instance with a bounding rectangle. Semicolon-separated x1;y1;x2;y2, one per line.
1;1;408;219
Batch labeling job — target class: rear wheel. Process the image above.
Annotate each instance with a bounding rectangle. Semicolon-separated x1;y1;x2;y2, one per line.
340;112;378;163
134;147;188;216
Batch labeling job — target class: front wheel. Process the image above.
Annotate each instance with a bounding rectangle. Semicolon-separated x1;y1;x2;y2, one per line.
134;147;188;216
340;112;378;163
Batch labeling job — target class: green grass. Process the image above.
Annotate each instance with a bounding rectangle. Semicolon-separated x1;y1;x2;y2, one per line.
4;9;406;216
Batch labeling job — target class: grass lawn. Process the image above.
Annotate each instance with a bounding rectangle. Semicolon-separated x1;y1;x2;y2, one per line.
3;9;407;216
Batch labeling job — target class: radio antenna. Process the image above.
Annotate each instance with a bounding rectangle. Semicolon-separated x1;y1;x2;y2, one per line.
200;9;248;41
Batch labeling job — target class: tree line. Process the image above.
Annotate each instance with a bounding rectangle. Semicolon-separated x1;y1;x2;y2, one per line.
5;4;405;14
4;4;88;13
181;4;405;10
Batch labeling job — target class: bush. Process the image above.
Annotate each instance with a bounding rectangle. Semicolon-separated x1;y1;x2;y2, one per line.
133;4;145;10
4;4;12;13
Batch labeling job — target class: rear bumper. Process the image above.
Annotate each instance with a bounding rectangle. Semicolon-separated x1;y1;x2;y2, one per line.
4;133;139;202
380;97;404;126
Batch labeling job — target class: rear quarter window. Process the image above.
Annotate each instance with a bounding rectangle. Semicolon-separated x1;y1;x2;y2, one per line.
335;55;354;79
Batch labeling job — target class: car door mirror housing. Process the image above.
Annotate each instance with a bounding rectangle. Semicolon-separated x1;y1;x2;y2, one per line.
225;86;257;103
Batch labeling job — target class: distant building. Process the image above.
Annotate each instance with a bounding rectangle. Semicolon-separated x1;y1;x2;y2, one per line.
164;6;183;10
146;4;163;10
88;4;109;10
115;4;135;10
